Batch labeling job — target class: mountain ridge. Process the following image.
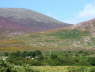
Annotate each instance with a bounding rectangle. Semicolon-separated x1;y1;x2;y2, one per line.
0;8;73;34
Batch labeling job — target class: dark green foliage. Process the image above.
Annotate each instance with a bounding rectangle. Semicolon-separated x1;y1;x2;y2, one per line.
1;50;95;71
1;50;95;66
88;57;95;66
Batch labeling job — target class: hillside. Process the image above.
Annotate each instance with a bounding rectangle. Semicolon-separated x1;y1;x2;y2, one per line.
0;8;72;34
76;18;95;36
0;8;95;52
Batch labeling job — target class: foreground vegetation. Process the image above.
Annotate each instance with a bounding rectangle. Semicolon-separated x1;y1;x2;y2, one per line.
0;50;95;66
1;63;95;72
0;59;95;72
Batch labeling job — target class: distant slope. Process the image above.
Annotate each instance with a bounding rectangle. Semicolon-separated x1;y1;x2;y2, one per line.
76;18;95;36
1;8;95;52
0;8;72;34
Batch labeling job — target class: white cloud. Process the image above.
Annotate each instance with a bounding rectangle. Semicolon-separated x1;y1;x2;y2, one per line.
79;3;95;18
65;2;95;24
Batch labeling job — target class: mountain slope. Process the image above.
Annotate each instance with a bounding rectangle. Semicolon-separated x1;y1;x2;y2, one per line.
1;8;95;52
76;18;95;36
0;8;72;34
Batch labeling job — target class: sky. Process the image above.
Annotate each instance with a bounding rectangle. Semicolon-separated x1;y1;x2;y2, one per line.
0;0;95;24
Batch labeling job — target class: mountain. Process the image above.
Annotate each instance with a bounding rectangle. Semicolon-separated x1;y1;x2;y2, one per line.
0;8;72;35
1;8;95;52
76;18;95;35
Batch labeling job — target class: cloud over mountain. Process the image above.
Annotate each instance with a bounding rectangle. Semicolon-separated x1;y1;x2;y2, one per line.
79;3;95;18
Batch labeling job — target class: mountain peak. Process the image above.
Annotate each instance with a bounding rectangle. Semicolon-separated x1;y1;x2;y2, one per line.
0;8;71;33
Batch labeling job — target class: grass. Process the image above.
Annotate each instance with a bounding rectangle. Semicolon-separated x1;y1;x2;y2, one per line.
30;66;95;72
1;66;95;72
47;29;90;39
0;29;94;52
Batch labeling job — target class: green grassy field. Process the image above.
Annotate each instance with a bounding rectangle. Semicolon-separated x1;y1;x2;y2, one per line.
1;66;95;72
31;66;95;72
